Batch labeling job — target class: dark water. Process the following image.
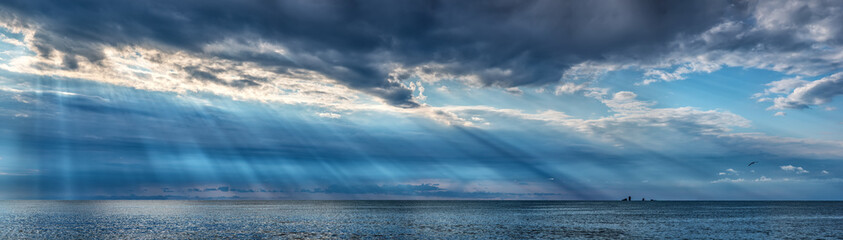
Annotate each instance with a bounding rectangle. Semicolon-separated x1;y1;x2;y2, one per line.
0;201;841;239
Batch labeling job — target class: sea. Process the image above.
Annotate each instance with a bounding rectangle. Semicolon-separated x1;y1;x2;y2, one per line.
0;201;841;239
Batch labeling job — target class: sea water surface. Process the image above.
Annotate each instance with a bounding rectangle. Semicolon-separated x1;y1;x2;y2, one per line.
0;201;841;239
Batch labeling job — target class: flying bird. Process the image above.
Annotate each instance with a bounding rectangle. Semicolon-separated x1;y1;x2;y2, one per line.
747;161;758;167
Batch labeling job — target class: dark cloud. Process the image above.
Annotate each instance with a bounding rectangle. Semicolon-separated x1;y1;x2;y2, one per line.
649;1;843;82
0;0;742;107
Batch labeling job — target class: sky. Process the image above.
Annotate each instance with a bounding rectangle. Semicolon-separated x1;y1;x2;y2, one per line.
0;0;841;200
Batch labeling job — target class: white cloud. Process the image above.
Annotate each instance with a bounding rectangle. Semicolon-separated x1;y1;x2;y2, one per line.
504;87;523;96
554;82;588;95
602;91;653;112
433;90;754;150
12;95;28;103
0;26;438;117
435;105;570;127
780;165;809;174
561;61;623;81
437;86;450;93
754;176;772;182
0;44;369;108
822;170;830;174
768;72;843;110
757;77;809;96
317;112;341;119
718;168;738;176
408;82;427;101
0;39;457;124
0;33;24;47
774;111;786;117
711;178;744;183
638;61;722;85
387;63;482;86
435;89;843;159
636;79;658;86
591;91;751;138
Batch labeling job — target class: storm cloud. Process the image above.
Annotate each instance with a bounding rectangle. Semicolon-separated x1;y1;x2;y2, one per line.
0;0;744;107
